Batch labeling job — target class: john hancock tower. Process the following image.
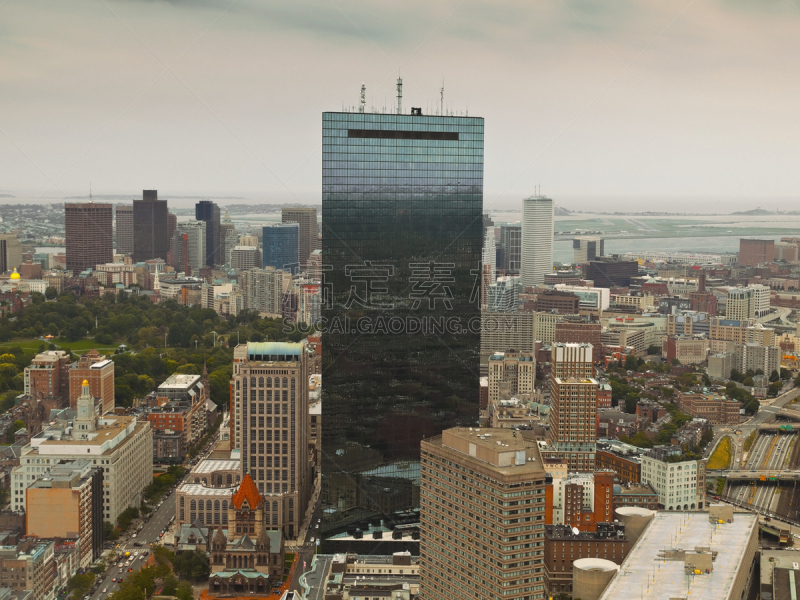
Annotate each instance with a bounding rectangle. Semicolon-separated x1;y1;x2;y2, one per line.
321;101;483;547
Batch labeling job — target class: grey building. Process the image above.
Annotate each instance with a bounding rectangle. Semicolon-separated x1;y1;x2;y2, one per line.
115;204;134;255
196;200;221;267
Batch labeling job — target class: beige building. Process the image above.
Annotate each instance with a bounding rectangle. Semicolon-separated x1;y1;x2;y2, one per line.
487;350;535;404
176;457;242;526
11;381;152;522
420;428;547;600
709;317;775;346
534;310;562;344
230;341;313;540
26;459;101;567
677;392;741;424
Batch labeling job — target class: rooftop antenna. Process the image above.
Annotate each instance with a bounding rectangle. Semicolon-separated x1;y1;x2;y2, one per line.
89;183;92;203
396;76;403;115
440;81;444;115
359;83;366;113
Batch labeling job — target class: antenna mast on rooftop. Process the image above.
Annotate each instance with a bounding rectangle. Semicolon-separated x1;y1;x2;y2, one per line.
396;76;403;115
359;83;366;113
440;82;444;115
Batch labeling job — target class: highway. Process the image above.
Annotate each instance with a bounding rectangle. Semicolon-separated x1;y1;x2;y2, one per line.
729;433;796;513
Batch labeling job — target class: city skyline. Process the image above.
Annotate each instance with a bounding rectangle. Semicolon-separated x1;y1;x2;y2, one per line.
4;2;800;212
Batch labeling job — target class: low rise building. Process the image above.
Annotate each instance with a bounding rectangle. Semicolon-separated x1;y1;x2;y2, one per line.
545;470;615;532
176;457;242;526
595;441;643;484
597;510;758;600
677;391;741;424
663;334;709;365
640;446;706;511
0;538;55;600
612;482;659;511
315;552;419;600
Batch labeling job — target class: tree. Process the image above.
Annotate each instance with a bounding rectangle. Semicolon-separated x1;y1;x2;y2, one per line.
173;548;210;581
5;419;25;444
629;431;653;448
68;572;95;599
624;392;639;414
44;286;57;300
770;370;780;383
103;520;119;541
646;345;661;355
175;581;194;600
624;354;638;372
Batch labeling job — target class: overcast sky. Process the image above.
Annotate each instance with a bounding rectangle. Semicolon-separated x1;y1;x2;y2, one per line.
2;0;800;211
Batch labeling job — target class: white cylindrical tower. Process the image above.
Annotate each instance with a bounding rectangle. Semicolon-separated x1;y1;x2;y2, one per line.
520;195;553;287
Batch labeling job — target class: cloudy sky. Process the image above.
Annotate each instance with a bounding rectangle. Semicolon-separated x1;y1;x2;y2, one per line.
2;0;800;211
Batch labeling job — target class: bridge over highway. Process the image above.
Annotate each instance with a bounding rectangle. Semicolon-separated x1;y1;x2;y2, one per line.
778;407;800;421
725;470;800;483
759;424;799;432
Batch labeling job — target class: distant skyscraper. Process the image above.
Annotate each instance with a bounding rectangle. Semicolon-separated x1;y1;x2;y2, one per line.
520;195;554;287
573;236;604;264
322;109;483;542
281;207;318;270
133;190;169;262
262;223;299;271
195;200;221;267
65;203;113;275
0;234;22;274
498;222;522;274
171;221;206;275
115;205;134;255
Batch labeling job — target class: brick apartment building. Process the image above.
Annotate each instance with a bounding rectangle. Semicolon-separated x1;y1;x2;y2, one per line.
677;391;742;425
739;238;775;266
554;317;603;363
23;350;71;410
544;522;629;597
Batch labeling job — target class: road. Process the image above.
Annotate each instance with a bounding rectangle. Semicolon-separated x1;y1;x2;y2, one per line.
89;488;178;599
302;555;332;600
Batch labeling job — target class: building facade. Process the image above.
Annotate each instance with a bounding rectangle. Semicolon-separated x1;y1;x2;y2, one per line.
420;428;547;600
640;448;705;511
196;200;221;267
65;202;113;275
322;109;483;536
172;221;206;275
677;391;741;424
739;238;775;266
24;350;71;410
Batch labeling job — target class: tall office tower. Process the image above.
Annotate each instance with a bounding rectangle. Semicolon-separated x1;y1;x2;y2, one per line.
65;202;113;275
499;223;522;274
220;209;238;266
281;207;318;270
739;238;775;266
239;267;292;316
547;343;597;471
420;428;547;600
0;234;22;274
196;200;221;267
230;246;262;271
520;196;554;287
171;221;206;275
133;190;169;262
573;236;604;264
322;109;483;541
115;205;134;255
262;223;299;271
230;342;312;540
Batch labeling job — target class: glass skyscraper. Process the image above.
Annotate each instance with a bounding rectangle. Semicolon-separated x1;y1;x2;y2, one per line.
262;223;299;271
321;110;483;546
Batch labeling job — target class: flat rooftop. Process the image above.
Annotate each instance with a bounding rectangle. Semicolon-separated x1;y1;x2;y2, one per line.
159;374;200;390
191;458;240;474
431;427;545;476
598;511;757;600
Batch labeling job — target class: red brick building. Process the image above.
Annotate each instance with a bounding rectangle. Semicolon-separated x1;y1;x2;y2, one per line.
69;349;115;415
23;350;71;410
739;238;775;266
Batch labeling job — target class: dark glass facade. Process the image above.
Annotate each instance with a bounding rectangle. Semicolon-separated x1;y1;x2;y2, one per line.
262;223;300;271
321;111;483;543
196;200;221;267
133;190;169;262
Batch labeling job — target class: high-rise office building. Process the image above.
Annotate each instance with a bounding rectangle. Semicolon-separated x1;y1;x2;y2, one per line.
420;427;547;600
115;204;134;255
230;342;312;540
322;109;483;539
547;343;597;471
65;202;113;275
172;221;206;275
281;207;318;269
133;190;169;262
0;234;22;274
196;200;221;267
520;196;554;287
499;223;522;274
262;223;299;271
